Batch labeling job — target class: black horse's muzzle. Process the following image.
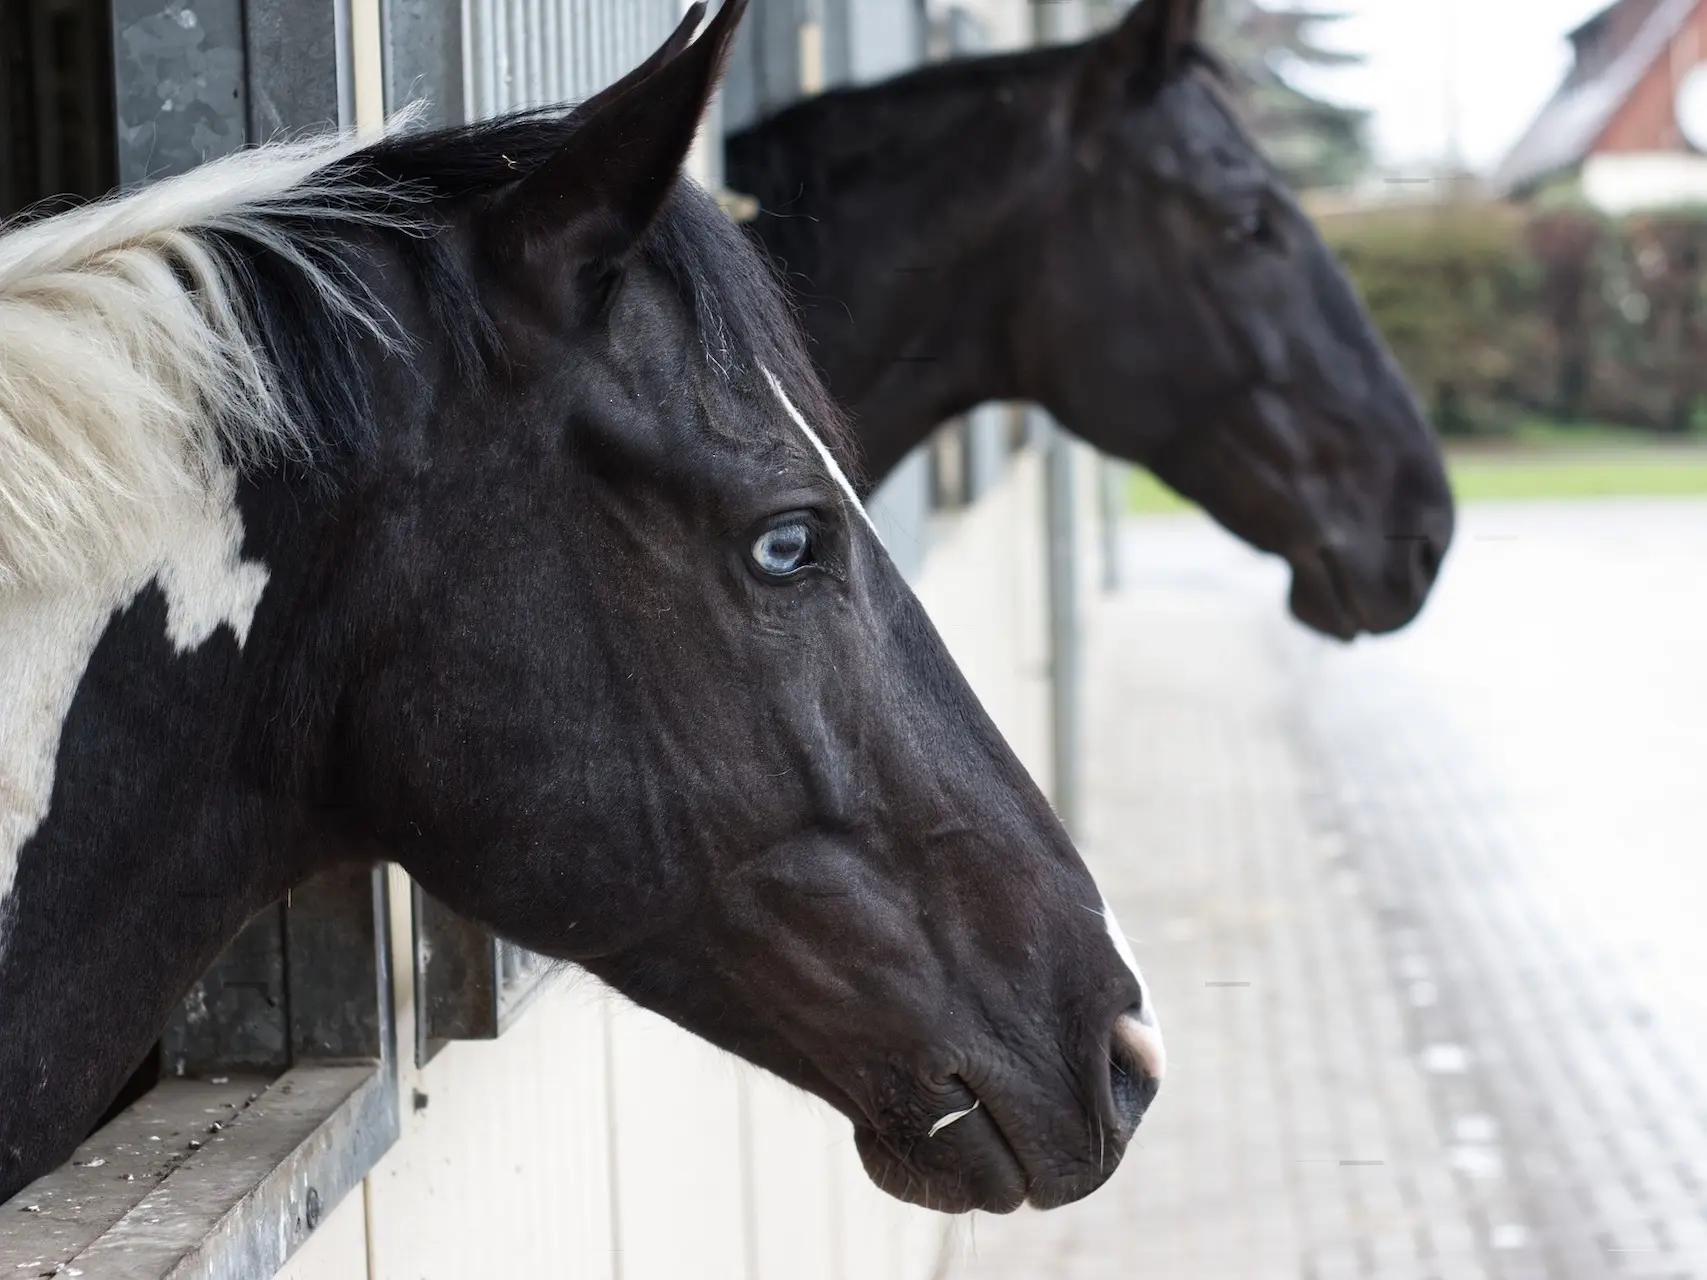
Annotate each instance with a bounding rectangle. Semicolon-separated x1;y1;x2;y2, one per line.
851;1003;1164;1214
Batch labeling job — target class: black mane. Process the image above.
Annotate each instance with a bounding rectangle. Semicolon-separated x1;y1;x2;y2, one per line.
730;32;1229;169
213;107;855;482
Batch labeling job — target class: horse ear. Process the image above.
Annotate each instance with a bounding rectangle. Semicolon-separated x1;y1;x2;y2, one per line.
498;0;746;260
1078;0;1203;112
570;0;707;119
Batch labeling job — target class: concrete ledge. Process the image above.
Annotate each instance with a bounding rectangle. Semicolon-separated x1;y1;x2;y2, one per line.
1;1063;397;1279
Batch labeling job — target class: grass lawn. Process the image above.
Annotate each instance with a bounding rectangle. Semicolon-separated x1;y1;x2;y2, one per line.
1127;470;1194;514
1446;450;1707;502
1127;421;1707;513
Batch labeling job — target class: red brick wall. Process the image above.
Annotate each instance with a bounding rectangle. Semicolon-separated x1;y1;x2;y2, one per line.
1597;0;1707;152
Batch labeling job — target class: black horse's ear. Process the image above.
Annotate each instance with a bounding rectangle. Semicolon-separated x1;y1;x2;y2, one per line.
1077;0;1203;117
569;0;707;120
498;0;746;261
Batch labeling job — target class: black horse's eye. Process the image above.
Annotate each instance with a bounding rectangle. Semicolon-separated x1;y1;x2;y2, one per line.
1230;206;1278;250
752;521;814;577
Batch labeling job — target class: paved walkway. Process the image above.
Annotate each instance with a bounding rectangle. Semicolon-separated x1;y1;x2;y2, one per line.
944;500;1707;1280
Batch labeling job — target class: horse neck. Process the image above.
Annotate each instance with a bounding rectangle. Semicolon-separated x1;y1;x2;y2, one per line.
0;475;347;1199
729;51;1075;488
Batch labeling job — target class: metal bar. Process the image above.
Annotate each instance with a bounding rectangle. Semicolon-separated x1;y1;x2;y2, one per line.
245;0;343;140
414;890;554;1050
474;0;497;119
335;0;359;128
501;0;520;107
1098;456;1124;593
1031;0;1086;842
967;403;1008;502
415;891;499;1047
286;865;388;1061
524;0;544;106
382;0;466;125
1042;414;1082;838
542;0;563;103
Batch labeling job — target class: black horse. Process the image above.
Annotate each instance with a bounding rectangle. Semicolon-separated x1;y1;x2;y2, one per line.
0;2;1159;1213
727;0;1455;639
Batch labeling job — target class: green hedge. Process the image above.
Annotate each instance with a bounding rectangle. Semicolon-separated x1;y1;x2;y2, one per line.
1319;201;1707;436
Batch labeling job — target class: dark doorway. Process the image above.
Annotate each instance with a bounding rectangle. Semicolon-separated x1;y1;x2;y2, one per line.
2;0;118;219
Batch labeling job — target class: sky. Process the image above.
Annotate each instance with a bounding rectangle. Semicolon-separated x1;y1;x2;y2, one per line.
1272;0;1616;174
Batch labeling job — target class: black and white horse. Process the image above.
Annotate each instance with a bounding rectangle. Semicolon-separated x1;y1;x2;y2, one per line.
0;1;1160;1213
728;0;1456;639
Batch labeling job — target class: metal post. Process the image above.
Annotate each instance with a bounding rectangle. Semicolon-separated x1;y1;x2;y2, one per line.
381;0;467;127
1032;0;1089;44
1442;0;1463;186
1042;414;1082;838
1032;4;1087;836
799;0;826;95
1098;455;1124;592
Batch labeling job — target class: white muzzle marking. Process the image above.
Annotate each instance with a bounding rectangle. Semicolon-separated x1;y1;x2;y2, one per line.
1103;896;1166;1081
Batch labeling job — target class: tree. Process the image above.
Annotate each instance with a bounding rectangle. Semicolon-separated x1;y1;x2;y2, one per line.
1202;0;1372;190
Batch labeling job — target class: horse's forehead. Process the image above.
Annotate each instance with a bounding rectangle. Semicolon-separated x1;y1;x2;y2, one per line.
1175;79;1265;175
0;475;267;954
1123;75;1263;190
760;368;877;538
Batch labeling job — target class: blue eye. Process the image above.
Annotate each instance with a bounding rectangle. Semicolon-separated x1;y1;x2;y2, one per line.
752;521;813;577
1229;206;1278;249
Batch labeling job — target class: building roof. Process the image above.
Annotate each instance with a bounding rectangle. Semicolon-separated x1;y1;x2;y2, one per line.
1494;0;1699;195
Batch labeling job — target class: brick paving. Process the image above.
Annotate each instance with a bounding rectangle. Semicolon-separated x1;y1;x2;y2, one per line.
943;501;1707;1280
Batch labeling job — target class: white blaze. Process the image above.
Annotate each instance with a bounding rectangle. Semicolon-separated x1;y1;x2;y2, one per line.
760;366;879;539
1103;895;1166;1081
0;470;268;958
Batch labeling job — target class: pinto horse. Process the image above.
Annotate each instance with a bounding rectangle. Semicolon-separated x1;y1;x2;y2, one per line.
0;0;1160;1213
727;0;1455;639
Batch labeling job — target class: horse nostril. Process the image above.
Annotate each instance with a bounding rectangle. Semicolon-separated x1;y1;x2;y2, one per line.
1389;531;1444;602
1109;1009;1164;1133
1414;532;1443;586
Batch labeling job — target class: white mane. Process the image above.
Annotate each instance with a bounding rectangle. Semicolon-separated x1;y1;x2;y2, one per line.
0;123;422;590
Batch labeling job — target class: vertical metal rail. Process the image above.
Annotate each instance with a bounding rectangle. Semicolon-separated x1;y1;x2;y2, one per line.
1032;2;1089;837
1042;415;1082;838
1099;455;1124;592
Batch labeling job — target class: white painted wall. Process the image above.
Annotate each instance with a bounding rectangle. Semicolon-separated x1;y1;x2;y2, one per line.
911;446;1055;793
274;1181;368;1280
364;981;618;1278
1581;150;1707;213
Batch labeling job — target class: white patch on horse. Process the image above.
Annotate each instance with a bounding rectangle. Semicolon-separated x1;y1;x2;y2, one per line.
760;366;879;538
0;110;423;592
1102;895;1167;1081
155;474;270;652
0;116;418;958
0;471;267;957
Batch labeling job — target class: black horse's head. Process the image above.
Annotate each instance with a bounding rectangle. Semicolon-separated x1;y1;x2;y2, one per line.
726;0;1451;639
320;2;1157;1213
1026;0;1452;637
